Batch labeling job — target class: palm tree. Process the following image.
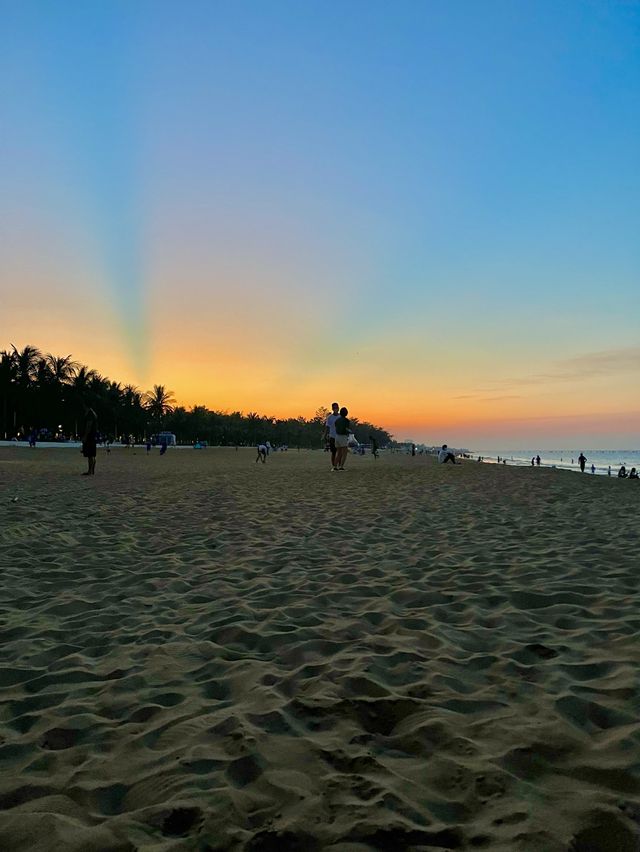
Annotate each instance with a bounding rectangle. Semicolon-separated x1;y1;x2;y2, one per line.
71;365;98;395
246;411;261;444
69;365;98;436
106;381;123;439
0;349;18;437
122;384;141;406
35;356;52;388
11;344;41;386
144;385;176;421
46;354;79;384
118;384;145;441
9;345;42;434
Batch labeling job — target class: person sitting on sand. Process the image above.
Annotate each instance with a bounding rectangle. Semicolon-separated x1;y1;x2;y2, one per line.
256;443;267;464
438;444;456;464
333;407;351;471
81;405;98;475
629;467;638;479
618;465;627;478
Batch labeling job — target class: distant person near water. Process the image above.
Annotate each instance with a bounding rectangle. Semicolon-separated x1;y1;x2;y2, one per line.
256;444;267;463
531;457;535;466
618;465;627;478
536;455;541;466
333;407;352;471
591;464;596;474
438;445;456;464
629;467;638;479
81;405;98;475
578;452;587;473
324;402;340;470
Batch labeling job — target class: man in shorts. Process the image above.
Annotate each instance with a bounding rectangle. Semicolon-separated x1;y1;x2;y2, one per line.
323;402;340;470
81;405;98;475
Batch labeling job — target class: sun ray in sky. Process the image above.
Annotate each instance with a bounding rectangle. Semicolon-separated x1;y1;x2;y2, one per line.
2;0;639;446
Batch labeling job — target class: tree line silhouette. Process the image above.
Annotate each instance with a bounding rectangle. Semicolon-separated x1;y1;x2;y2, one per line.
1;344;394;448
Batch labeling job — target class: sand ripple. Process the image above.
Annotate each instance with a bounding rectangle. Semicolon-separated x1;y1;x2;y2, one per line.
1;448;639;850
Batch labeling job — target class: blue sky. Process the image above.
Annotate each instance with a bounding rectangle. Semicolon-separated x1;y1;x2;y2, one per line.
2;1;639;445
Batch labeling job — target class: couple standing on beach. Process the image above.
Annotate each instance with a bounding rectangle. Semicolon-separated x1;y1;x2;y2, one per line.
324;402;352;471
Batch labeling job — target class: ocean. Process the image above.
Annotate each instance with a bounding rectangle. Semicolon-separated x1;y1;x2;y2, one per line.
472;449;640;476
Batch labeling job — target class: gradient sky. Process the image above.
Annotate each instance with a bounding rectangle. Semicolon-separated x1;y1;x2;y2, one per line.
2;1;639;447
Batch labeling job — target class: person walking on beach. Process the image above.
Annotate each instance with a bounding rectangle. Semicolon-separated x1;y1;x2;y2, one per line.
578;452;587;473
324;402;340;470
256;443;267;463
333;407;351;470
438;444;456;464
81;405;98;475
531;457;535;466
369;435;379;459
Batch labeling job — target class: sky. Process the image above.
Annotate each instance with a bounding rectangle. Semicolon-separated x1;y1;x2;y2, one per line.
2;0;639;448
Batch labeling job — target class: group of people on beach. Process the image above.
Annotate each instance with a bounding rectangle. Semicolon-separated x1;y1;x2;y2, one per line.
323;403;354;471
576;452;637;478
76;401;636;483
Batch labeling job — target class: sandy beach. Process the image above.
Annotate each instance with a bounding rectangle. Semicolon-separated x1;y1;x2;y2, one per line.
1;446;639;851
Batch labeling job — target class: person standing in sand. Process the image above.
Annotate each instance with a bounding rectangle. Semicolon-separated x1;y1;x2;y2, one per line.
323;402;340;470
578;452;587;473
333;407;351;471
81;405;98;476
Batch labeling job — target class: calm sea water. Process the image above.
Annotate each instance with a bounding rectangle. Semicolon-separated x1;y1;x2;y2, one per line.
473;449;640;476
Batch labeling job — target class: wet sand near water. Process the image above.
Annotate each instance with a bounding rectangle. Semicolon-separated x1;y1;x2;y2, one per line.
1;447;639;851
